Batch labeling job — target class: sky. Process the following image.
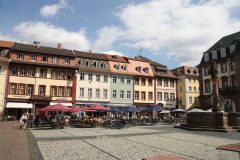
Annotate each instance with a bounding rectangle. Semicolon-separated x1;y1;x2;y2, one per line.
0;0;240;69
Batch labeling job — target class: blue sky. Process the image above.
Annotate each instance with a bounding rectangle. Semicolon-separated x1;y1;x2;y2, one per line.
0;0;240;69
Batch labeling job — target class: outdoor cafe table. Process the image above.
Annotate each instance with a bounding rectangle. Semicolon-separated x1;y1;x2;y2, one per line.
216;143;240;159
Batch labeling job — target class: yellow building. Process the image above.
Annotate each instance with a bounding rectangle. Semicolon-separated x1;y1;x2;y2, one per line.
0;40;13;115
172;66;200;110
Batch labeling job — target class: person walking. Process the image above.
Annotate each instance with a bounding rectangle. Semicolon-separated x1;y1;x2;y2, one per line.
28;113;34;128
34;114;39;127
20;113;27;130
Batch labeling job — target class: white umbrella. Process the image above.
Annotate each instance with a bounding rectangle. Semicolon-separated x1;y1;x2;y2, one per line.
160;110;170;114
188;108;205;112
171;109;185;113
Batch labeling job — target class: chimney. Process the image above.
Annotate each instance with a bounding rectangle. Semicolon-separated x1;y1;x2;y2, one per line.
57;43;62;49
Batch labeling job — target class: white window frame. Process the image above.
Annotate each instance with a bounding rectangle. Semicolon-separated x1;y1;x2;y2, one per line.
80;73;85;80
96;74;100;82
127;91;131;99
52;56;59;63
112;75;117;83
120;90;124;99
95;89;100;98
112;90;117;99
103;89;108;99
103;75;108;83
30;54;36;61
80;88;84;97
64;58;70;64
88;74;92;81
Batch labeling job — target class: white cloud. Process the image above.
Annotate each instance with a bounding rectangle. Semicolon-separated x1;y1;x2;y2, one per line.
40;0;68;18
94;26;123;51
14;21;90;51
96;0;240;66
104;50;125;56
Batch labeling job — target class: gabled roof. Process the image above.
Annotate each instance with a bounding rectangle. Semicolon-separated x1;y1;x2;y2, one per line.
12;42;75;57
74;50;108;60
206;31;240;52
171;66;198;77
0;40;14;48
135;56;166;67
104;54;129;63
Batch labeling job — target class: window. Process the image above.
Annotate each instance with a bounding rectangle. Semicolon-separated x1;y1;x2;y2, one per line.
29;68;35;77
30;54;36;61
10;83;17;95
58;87;64;96
112;75;117;83
102;62;106;68
119;76;124;84
212;51;217;60
80;73;85;80
42;55;48;62
112;90;117;99
127;91;131;99
157;92;162;101
66;87;72;97
67;72;73;80
103;75;108;83
50;86;57;96
222;77;228;89
51;70;58;79
148;92;153;101
88;74;93;81
221;48;226;58
96;75;100;82
134;77;139;85
126;77;131;84
170;80;174;87
164;79;168;87
136;66;141;72
18;84;26;95
96;89;100;98
189;97;192;104
170;93;175;101
52;56;58;63
230;62;235;71
80;88;84;97
134;91;139;100
157;78;162;86
121;65;127;71
189;87;192;92
18;52;24;60
103;89;108;99
164;92;169;101
141;91;146;101
120;90;124;99
27;84;34;95
88;88;92;98
194;87;196;92
114;64;120;70
204;67;209;76
59;71;65;80
141;78;146;86
204;80;210;93
20;67;27;76
148;79;153;86
230;45;236;53
64;58;70;64
80;59;84;66
143;67;149;74
40;69;47;78
39;85;46;96
221;63;227;73
204;53;209;62
95;61;100;68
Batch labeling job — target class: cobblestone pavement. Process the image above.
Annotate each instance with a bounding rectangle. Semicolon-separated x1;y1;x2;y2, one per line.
30;125;240;160
0;121;30;160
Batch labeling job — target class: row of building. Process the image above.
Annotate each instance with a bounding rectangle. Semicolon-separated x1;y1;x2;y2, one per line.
0;40;201;118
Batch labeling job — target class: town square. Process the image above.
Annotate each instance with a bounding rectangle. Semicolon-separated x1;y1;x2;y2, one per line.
0;0;240;160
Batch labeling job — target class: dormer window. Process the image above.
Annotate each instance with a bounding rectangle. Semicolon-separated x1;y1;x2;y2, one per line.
0;49;3;57
221;48;226;58
203;53;209;62
112;55;118;59
114;64;120;70
95;61;100;68
187;69;191;74
85;61;90;67
64;58;70;64
143;67;149;74
18;52;24;60
30;54;36;61
42;55;48;62
121;65;127;71
230;45;236;53
53;56;58;63
212;51;217;60
135;66;141;72
102;62;106;68
79;59;84;66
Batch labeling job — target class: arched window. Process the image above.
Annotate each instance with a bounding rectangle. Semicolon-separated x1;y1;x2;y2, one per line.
143;67;149;74
114;64;120;70
121;65;127;71
135;66;141;72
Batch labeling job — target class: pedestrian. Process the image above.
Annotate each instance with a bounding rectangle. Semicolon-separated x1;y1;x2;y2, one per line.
20;113;27;130
34;114;39;127
28;113;34;128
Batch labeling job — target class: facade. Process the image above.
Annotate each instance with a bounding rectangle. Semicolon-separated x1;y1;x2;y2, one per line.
0;40;13;115
75;50;111;105
136;56;177;110
105;54;134;106
5;42;77;118
171;66;200;110
198;31;240;112
128;58;155;106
